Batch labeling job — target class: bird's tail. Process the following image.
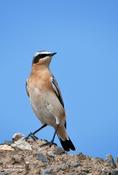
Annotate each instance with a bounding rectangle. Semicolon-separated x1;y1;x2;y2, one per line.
57;125;75;151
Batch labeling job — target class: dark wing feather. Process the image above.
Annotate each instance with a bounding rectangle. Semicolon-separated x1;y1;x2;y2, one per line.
25;80;29;97
51;75;64;108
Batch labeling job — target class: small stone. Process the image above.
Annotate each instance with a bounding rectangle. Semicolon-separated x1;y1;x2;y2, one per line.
71;162;80;167
12;133;25;142
36;153;48;163
41;168;52;175
116;158;118;168
36;139;47;146
61;164;68;170
105;154;116;168
47;151;55;158
116;158;118;162
101;171;110;175
54;147;65;155
111;169;118;175
0;172;8;175
0;161;3;165
11;155;24;164
25;161;30;172
11;138;32;151
0;145;14;151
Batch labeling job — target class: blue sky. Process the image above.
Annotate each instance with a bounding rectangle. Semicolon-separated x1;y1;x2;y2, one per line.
0;0;118;158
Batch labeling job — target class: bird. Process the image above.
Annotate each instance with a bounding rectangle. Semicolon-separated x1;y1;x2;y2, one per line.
26;50;75;151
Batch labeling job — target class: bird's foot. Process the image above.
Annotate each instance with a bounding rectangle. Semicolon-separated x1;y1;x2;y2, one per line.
40;140;57;148
25;132;39;141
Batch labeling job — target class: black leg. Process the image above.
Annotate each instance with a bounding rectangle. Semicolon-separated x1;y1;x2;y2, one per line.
41;125;59;147
25;124;47;141
32;124;47;135
50;125;59;144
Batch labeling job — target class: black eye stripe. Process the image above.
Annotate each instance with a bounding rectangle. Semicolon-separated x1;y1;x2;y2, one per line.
32;57;39;64
40;54;50;58
32;54;50;64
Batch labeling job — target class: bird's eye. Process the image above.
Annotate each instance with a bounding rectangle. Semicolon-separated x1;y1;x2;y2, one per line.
32;57;39;64
39;54;47;58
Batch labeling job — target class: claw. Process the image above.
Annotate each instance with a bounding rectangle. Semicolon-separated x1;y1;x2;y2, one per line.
25;132;38;141
40;140;57;148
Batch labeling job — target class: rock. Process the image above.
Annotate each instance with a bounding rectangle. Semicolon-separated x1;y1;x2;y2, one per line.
71;162;80;167
47;151;55;158
61;164;69;170
66;173;77;175
11;138;32;151
0;132;117;175
116;157;118;168
111;169;118;175
101;171;110;175
53;147;65;155
12;132;25;142
36;153;48;163
41;168;52;175
0;145;14;151
0;161;3;165
0;172;8;175
25;161;30;172
11;155;24;164
105;154;116;168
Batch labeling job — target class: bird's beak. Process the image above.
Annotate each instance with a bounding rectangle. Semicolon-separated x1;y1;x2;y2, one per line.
51;52;56;56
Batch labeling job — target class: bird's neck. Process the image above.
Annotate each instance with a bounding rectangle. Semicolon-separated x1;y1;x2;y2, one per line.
32;63;48;70
31;64;51;76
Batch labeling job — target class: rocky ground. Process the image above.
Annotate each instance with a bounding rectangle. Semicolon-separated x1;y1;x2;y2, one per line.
0;133;118;175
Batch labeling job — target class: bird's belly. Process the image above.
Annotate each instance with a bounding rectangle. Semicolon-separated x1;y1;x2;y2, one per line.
29;87;56;127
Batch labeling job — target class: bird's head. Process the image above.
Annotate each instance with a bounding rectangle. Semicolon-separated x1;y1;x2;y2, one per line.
32;50;56;66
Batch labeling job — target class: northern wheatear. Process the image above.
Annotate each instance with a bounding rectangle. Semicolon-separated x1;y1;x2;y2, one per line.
26;51;75;151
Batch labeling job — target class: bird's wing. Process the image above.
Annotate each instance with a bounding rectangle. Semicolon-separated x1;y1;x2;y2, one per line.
25;79;29;97
51;75;64;108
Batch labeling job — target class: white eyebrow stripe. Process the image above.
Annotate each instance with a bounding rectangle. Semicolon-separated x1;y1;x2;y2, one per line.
33;51;52;57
